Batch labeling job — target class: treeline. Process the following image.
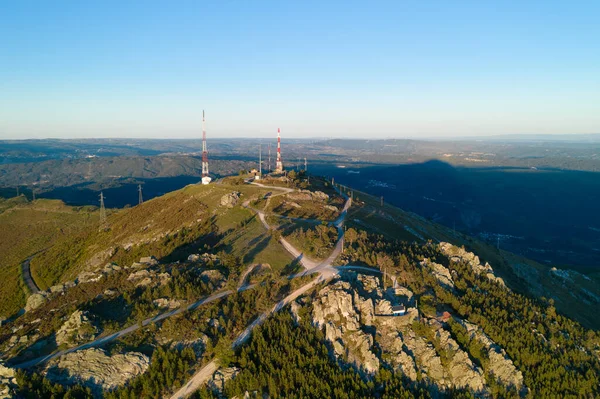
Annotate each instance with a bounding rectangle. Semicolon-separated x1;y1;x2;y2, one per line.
105;347;197;399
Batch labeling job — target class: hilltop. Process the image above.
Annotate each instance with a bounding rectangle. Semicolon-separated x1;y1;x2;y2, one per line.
0;173;598;399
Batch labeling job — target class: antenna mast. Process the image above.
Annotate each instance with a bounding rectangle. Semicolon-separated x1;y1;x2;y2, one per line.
268;143;271;173
138;184;143;205
201;110;211;184
258;144;262;179
275;128;283;173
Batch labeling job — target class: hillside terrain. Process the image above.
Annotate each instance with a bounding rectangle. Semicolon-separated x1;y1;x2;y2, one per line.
0;174;598;399
0;197;97;317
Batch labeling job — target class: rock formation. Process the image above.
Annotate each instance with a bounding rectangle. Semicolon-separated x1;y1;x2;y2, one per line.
439;242;505;286
220;192;242;208
55;310;97;346
304;272;495;394
45;348;149;397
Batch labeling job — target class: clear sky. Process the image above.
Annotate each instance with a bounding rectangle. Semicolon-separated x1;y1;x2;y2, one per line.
1;1;599;139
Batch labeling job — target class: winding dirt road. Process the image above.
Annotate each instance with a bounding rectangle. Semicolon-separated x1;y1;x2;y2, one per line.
170;182;350;399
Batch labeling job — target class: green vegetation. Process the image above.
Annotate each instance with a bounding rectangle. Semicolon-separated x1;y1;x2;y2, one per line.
285;224;337;261
341;229;600;398
28;183;267;289
0;197;97;317
105;347;197;399
194;311;474;399
15;369;93;399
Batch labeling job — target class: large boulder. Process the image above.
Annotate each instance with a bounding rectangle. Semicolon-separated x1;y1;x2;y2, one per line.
55;310;97;346
45;348;149;396
207;367;240;393
25;292;47;312
0;362;16;399
220;192;241;208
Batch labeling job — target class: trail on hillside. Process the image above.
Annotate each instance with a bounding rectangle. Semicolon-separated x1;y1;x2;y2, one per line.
170;182;350;399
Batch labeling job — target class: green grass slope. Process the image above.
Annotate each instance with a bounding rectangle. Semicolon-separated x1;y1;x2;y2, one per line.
0;197;97;317
28;182;290;290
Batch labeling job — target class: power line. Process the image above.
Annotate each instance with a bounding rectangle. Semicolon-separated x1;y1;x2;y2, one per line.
99;191;107;230
138;184;143;205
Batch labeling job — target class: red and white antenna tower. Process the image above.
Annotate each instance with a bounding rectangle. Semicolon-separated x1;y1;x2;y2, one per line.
275;127;284;173
201;110;212;184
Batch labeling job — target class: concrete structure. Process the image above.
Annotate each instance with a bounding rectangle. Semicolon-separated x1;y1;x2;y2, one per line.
391;304;406;316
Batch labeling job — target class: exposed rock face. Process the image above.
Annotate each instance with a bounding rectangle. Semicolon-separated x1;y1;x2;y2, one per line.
153;298;181;309
139;256;158;266
311;278;380;374
200;269;226;286
25;292;47;312
421;259;455;290
127;269;171;288
306;272;490;394
460;320;525;391
287;190;329;202
55;310;97;346
76;271;103;284
207;367;240;393
0;362;16;399
220;192;241;208
45;348;149;397
439;243;505;286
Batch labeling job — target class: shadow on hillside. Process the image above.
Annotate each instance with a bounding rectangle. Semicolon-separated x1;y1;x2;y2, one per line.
311;159;600;269
243;235;271;265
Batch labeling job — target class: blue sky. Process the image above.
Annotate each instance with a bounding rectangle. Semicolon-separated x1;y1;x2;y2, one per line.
1;1;599;139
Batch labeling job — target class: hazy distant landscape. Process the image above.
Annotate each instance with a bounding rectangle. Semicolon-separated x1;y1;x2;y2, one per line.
1;136;599;271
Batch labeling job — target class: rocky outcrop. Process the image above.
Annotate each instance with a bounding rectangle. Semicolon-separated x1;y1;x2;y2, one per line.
127;269;171;288
0;362;16;399
200;269;225;286
305;272;492;394
439;242;505;286
45;348;149;397
220;192;241;208
55;310;97;346
421;259;455;290
287;190;329;202
25;292;47;312
207;367;240;393
153;298;181;309
460;320;525;391
311;278;380;374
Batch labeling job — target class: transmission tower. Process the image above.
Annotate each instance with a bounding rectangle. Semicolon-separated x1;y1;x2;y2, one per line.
304;157;307;172
16;186;19;197
99;191;107;229
258;144;262;179
32;189;36;201
138;184;143;205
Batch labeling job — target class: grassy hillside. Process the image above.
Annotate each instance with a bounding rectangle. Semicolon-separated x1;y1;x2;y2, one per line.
28;182;291;289
0;197;97;317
